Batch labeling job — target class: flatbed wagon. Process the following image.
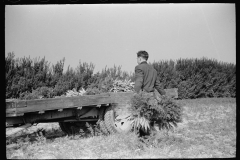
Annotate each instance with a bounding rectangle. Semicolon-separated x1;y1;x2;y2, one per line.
6;89;178;137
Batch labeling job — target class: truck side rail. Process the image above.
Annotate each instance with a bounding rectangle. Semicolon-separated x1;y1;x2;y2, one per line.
6;93;112;117
6;89;178;117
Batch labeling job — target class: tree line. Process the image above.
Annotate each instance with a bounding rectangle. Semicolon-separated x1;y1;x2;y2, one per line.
5;52;235;99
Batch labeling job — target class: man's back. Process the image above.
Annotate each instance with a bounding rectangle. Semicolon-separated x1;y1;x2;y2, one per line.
134;61;165;95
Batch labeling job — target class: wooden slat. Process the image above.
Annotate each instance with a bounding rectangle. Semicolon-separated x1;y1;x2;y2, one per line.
6;100;27;109
6;108;18;117
6;94;112;116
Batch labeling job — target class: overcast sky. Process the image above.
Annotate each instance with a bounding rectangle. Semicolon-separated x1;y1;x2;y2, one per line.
5;4;235;74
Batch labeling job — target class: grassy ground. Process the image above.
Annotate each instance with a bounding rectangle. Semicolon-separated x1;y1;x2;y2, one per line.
6;98;236;159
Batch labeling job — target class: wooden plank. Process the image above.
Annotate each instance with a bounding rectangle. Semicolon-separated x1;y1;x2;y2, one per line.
6;99;27;109
6;108;17;115
6;94;112;116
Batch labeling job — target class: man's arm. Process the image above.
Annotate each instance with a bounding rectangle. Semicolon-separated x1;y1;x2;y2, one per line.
154;76;166;95
134;65;144;93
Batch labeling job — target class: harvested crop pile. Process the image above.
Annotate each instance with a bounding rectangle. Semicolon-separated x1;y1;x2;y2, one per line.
65;88;86;97
129;90;183;134
109;79;134;92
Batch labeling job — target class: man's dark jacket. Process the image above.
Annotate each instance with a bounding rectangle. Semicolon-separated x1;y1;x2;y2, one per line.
134;61;165;95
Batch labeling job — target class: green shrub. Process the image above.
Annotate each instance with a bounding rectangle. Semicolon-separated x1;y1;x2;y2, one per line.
85;87;102;95
19;87;54;100
152;57;235;99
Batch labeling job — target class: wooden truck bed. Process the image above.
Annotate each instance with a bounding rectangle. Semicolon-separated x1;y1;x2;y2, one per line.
6;89;178;118
6;93;114;117
6;92;134;128
6;89;178;136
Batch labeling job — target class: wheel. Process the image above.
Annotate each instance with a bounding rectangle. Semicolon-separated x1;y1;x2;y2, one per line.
59;122;69;134
58;121;96;135
104;105;133;134
98;107;110;135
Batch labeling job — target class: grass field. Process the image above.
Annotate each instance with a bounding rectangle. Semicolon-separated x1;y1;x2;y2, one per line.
6;98;236;159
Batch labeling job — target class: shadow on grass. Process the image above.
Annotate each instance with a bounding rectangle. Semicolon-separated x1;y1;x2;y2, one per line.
7;128;64;145
6;122;106;146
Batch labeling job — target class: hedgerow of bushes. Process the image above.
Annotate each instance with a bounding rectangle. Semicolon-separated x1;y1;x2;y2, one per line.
5;52;134;99
151;58;235;99
6;52;235;100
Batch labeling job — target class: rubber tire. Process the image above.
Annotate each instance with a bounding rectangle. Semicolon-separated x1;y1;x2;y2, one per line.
98;107;110;135
104;106;119;134
59;122;71;135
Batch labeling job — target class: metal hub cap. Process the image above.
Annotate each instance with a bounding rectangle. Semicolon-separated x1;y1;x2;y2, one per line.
114;113;133;133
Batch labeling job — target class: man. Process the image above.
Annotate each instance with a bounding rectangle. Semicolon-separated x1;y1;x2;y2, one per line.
134;50;165;95
133;50;165;137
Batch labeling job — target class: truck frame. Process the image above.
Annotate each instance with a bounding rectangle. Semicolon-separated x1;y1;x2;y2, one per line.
6;89;178;137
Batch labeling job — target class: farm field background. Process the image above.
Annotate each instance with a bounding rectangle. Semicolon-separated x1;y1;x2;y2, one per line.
6;98;236;159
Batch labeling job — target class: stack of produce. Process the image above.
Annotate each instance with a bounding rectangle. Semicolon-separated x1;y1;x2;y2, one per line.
65;88;86;97
129;91;183;134
109;79;135;92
